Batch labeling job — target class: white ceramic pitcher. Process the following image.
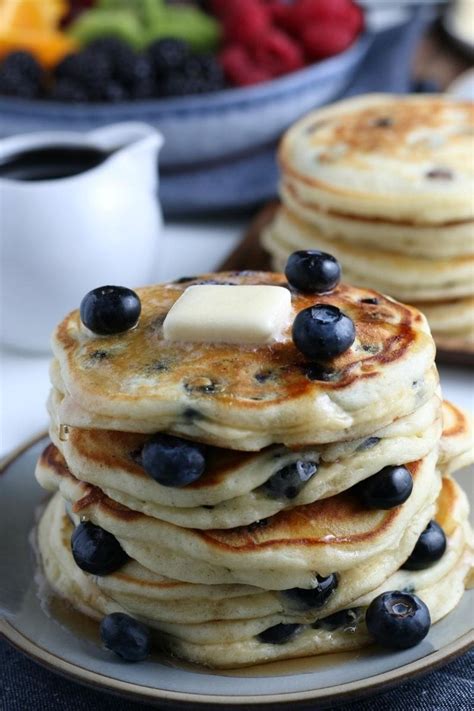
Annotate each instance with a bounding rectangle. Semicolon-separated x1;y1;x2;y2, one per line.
0;122;163;352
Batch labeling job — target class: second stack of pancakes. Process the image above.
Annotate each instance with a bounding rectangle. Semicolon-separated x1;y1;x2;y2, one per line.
262;94;474;351
36;270;474;667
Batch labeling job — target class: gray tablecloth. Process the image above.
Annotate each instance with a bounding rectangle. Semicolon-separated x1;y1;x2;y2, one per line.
1;638;472;710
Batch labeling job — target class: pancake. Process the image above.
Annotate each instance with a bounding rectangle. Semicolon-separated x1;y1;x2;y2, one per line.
36;494;433;628
50;272;437;450
37;473;473;667
262;208;474;302
279;94;474;224
35;445;440;590
280;181;474;259
413;297;474;344
48;394;441;529
439;400;474;476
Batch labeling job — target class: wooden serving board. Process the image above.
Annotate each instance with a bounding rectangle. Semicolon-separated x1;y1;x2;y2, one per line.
220;203;474;368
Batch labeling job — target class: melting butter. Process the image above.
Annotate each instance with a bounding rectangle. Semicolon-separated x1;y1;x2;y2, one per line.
163;285;293;345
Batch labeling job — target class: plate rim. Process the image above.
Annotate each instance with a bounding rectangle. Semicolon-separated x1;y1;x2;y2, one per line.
1;434;473;709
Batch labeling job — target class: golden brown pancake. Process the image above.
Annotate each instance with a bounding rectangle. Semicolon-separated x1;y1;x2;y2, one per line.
46;394;441;529
35;443;440;589
36;470;473;667
279;94;474;223
51;272;436;450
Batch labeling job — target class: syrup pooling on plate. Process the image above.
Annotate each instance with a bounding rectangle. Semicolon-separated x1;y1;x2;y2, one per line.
35;254;474;668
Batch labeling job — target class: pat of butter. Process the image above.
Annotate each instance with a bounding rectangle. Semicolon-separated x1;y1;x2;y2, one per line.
163;285;292;345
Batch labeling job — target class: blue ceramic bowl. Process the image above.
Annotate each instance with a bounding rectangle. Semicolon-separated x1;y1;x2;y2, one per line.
0;11;426;213
0;35;371;168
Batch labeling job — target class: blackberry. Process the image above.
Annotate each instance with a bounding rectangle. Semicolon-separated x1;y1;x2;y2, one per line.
147;38;190;75
50;79;90;103
194;53;225;86
116;53;153;89
102;80;129;102
159;72;205;98
55;50;113;100
181;54;226;93
1;51;43;83
131;78;158;99
86;36;133;58
0;51;44;99
88;38;150;89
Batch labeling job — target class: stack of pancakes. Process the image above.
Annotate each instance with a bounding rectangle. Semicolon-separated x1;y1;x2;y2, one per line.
35;272;473;668
262;94;474;351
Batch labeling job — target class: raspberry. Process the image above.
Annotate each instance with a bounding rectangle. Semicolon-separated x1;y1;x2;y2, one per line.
209;0;240;18
302;22;356;61
289;0;363;35
347;3;364;34
264;1;292;26
251;29;304;77
220;45;271;87
223;0;271;47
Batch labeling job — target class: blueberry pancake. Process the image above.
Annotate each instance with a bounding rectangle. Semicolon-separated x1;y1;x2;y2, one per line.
416;298;474;346
439;400;474;475
268;94;474;348
47;395;442;530
263;208;474;303
37;472;473;668
51;272;437;450
280;181;474;260
35;261;472;669
36;444;440;590
280;94;474;223
36;447;440;620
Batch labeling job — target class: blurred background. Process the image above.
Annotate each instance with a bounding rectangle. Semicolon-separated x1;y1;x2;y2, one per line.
0;0;473;448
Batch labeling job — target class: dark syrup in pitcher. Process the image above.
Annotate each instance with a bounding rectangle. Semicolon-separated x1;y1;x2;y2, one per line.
0;145;110;181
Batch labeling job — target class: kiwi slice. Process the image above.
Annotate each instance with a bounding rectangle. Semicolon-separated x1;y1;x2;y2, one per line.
69;9;145;50
145;6;221;52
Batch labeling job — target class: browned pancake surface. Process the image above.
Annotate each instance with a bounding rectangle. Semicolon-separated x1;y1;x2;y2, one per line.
40;444;423;551
53;272;428;412
63;426;260;490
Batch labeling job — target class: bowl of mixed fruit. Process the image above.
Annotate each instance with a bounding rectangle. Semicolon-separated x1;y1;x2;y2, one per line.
0;0;369;172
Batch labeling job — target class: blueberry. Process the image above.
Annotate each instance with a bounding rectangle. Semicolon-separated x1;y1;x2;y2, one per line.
100;612;151;662
312;608;361;631
365;591;431;649
285;250;341;293
141;434;206;487
402;521;447;570
260;460;318;499
80;285;141;335
356;465;413;509
302;363;338;382
257;623;302;645
282;574;338;610
71;522;128;575
355;437;380;452
292;305;355;360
